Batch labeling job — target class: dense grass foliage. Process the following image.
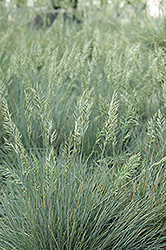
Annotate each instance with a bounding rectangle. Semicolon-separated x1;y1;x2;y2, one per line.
0;2;166;249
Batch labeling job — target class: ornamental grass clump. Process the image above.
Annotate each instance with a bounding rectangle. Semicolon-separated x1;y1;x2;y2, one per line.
128;11;166;48
1;89;166;249
0;2;166;249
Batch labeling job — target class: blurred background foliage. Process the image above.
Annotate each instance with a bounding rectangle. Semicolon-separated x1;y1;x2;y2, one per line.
1;0;148;8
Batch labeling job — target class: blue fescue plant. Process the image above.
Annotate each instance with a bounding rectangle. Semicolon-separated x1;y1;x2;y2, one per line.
0;2;166;249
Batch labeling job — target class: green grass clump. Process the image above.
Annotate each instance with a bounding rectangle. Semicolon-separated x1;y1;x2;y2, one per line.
0;2;166;249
